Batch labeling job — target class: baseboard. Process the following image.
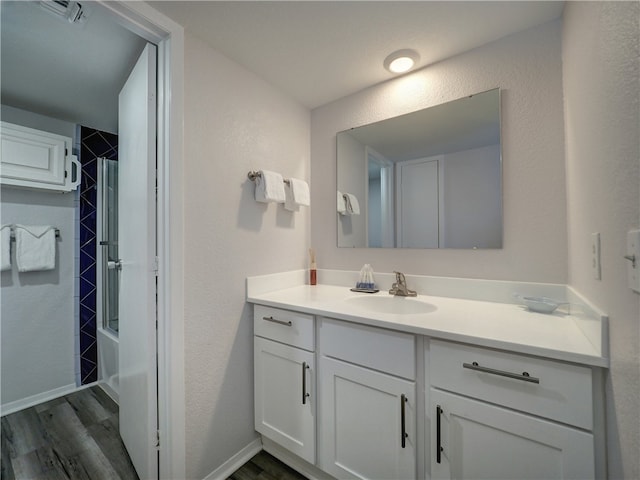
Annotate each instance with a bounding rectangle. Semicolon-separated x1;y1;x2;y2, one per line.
203;437;263;480
262;437;334;480
97;381;119;404
1;382;79;416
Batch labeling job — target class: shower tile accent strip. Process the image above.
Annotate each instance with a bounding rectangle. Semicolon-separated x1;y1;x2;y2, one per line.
79;127;118;385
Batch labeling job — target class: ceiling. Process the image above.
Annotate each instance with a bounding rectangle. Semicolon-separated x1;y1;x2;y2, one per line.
1;1;147;132
1;1;564;132
150;1;564;108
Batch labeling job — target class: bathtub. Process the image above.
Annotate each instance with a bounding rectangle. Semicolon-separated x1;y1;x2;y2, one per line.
97;327;119;402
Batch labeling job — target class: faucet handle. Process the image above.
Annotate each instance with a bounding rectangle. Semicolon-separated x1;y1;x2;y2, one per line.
394;271;406;284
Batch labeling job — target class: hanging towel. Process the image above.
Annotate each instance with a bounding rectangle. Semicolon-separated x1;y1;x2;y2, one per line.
284;178;310;211
14;225;56;272
0;225;11;271
344;193;360;215
255;170;286;203
337;191;347;215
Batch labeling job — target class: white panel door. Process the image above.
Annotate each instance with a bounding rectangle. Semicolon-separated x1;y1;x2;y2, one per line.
320;356;416;480
118;43;158;480
430;389;595;480
254;337;315;463
396;157;440;248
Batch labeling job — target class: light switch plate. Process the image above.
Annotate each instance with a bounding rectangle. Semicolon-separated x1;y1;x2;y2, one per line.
627;229;640;293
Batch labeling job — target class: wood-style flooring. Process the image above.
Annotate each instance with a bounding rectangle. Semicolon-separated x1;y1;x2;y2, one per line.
1;386;306;480
1;386;138;480
228;451;307;480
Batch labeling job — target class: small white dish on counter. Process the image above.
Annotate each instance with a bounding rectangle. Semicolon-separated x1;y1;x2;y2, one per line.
516;294;567;314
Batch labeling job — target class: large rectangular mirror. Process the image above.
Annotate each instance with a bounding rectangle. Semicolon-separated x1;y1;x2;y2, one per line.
337;88;502;249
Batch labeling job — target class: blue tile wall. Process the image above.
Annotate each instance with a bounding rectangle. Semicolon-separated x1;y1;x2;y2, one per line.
79;127;118;385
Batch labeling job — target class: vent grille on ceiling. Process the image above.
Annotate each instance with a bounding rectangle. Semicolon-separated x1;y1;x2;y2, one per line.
40;0;87;25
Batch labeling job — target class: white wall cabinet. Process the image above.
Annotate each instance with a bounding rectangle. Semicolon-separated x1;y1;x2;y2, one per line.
0;121;81;192
253;306;315;464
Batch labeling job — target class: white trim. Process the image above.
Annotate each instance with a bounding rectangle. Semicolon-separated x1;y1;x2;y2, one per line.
203;438;263;480
96;2;185;479
1;383;84;417
262;437;334;480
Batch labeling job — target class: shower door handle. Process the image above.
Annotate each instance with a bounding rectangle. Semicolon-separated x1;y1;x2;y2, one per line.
108;260;122;271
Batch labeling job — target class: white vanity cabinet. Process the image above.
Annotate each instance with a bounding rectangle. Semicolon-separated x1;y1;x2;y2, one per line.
0;122;81;192
318;318;417;480
254;305;316;464
428;339;597;480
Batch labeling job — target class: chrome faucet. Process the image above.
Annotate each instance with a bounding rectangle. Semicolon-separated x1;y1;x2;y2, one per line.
389;271;417;297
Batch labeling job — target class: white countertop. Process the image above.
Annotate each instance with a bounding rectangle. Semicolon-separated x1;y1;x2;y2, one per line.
247;284;608;367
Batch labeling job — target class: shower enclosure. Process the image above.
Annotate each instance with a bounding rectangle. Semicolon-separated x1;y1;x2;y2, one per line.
98;157;119;334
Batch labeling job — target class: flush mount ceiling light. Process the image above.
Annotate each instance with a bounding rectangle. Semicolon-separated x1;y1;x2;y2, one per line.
384;49;420;74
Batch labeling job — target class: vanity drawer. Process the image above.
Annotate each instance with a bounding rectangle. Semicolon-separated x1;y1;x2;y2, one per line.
319;317;415;380
429;339;593;430
254;305;314;351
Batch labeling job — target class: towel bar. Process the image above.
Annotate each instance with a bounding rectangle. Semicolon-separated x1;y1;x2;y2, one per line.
9;228;61;241
247;171;290;185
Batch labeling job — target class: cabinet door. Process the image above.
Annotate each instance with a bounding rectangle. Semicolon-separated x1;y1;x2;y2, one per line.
1;122;68;188
430;389;594;480
254;337;315;463
320;356;416;480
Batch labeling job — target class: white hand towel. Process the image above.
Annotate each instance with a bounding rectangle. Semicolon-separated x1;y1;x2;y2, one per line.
15;225;56;272
0;225;11;271
344;193;360;215
255;170;286;203
284;178;310;211
337;191;347;215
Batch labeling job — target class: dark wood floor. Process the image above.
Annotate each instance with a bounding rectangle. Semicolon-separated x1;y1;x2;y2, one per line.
1;386;138;480
228;451;307;480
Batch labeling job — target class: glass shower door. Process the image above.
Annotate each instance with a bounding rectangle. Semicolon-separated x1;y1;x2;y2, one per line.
99;157;119;334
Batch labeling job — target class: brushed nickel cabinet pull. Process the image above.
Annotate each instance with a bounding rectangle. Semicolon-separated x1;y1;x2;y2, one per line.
263;316;292;326
463;361;540;384
302;362;310;405
400;394;408;448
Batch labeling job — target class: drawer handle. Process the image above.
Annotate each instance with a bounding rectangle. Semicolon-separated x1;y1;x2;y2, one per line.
263;316;292;327
400;394;408;448
463;361;540;384
436;404;443;463
302;362;310;405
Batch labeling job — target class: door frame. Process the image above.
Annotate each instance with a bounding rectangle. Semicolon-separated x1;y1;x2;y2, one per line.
96;2;185;479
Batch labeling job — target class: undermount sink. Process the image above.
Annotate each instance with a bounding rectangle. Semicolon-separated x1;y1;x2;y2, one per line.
345;295;437;315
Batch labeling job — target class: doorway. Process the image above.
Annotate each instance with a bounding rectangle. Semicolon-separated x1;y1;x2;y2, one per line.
0;1;184;478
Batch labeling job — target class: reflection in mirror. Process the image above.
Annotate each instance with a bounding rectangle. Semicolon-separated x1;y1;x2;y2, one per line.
337;88;502;249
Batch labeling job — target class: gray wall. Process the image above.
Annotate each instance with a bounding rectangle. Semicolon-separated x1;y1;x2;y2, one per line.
311;20;567;282
562;3;640;478
1;106;77;407
182;32;310;479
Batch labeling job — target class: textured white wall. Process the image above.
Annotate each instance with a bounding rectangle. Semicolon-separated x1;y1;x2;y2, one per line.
311;20;567;282
183;33;310;479
562;3;640;478
0;107;77;406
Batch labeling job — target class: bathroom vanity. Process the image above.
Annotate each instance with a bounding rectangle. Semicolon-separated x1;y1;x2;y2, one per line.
248;272;608;480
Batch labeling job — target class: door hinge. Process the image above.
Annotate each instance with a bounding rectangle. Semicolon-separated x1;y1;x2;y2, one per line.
155;430;160;448
153;256;159;275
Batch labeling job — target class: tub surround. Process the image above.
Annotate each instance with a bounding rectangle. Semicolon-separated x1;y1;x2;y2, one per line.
247;269;608;367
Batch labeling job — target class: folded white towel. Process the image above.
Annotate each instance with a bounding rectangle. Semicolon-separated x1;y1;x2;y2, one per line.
255;170;286;203
0;225;11;271
15;225;56;272
344;193;360;215
337;191;347;215
284;178;310;211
